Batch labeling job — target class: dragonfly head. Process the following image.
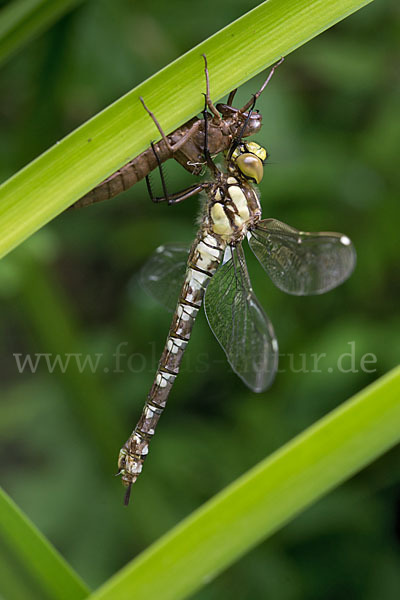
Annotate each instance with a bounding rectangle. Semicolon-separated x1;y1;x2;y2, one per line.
229;141;267;184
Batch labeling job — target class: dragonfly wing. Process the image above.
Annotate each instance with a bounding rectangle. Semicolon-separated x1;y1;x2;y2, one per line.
140;244;190;312
248;218;356;296
204;245;278;393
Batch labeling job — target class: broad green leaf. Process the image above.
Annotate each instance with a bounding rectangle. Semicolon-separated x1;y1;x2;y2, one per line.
0;0;373;259
0;488;90;600
89;368;400;600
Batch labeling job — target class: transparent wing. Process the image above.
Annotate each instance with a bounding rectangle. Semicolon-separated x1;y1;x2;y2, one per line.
140;244;190;312
204;245;278;393
248;218;356;296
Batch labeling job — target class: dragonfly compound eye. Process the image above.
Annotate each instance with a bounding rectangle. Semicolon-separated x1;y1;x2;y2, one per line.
245;141;268;162
236;153;264;183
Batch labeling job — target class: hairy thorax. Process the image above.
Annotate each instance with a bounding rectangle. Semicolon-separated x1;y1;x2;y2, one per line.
207;174;262;243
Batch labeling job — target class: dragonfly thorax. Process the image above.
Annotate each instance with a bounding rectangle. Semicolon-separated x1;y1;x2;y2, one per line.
208;176;261;243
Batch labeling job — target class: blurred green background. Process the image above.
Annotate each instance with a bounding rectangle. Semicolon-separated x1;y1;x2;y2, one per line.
1;0;399;597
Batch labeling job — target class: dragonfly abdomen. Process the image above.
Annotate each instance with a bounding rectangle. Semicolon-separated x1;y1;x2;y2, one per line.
71;140;171;209
118;231;226;496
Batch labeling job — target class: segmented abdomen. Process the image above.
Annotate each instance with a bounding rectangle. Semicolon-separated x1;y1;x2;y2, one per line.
70;140;171;209
119;230;226;487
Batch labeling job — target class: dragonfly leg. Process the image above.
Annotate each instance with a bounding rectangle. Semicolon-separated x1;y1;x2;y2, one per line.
226;88;238;106
140;97;202;155
202;54;222;120
146;140;210;205
148;181;210;205
147;141;170;202
227;95;258;162
202;94;221;179
240;56;284;113
140;97;175;153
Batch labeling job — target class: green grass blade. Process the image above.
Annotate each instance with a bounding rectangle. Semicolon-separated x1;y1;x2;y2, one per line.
0;0;373;259
88;368;400;600
0;0;85;66
0;487;90;600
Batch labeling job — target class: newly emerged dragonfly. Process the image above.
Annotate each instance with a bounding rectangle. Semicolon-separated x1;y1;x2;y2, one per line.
117;92;356;504
70;56;283;209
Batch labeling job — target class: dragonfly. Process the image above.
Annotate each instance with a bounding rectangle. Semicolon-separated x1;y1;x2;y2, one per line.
117;88;356;505
70;56;283;209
